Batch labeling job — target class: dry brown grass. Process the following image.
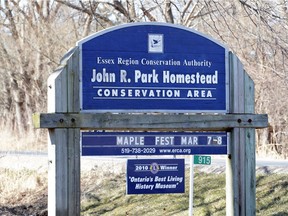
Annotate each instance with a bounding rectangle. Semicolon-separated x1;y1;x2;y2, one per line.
0;168;46;203
0;168;48;215
0;127;48;215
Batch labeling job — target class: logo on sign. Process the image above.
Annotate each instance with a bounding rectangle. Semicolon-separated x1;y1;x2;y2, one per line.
148;34;163;53
150;162;160;174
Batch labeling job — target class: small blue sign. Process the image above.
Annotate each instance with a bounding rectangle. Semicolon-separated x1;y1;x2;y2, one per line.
78;23;228;113
127;159;185;194
81;131;228;156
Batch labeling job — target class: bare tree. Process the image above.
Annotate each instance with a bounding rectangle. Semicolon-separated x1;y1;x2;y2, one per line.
0;1;71;135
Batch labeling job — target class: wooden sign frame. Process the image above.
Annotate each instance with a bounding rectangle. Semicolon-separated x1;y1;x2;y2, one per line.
33;30;268;216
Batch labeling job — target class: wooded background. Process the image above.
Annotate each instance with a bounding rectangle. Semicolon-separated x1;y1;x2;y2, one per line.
0;0;287;158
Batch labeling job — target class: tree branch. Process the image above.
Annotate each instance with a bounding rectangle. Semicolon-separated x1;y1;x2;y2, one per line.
165;0;174;23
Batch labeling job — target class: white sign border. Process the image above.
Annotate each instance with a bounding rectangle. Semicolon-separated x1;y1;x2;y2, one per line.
77;22;229;114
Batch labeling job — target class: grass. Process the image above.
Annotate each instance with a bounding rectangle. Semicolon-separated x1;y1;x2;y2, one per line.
0;168;48;215
256;174;288;215
0;166;287;215
81;169;288;216
0;168;46;205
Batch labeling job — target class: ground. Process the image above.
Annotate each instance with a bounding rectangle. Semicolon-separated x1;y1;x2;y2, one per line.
0;154;287;215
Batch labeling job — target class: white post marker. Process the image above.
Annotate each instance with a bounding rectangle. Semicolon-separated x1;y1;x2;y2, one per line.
189;155;194;216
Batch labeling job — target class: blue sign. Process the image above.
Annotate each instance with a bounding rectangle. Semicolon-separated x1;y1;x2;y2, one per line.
81;132;228;156
127;159;185;194
78;23;228;113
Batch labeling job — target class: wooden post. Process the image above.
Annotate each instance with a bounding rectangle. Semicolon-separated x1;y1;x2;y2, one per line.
226;52;256;215
47;47;80;216
244;71;256;215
